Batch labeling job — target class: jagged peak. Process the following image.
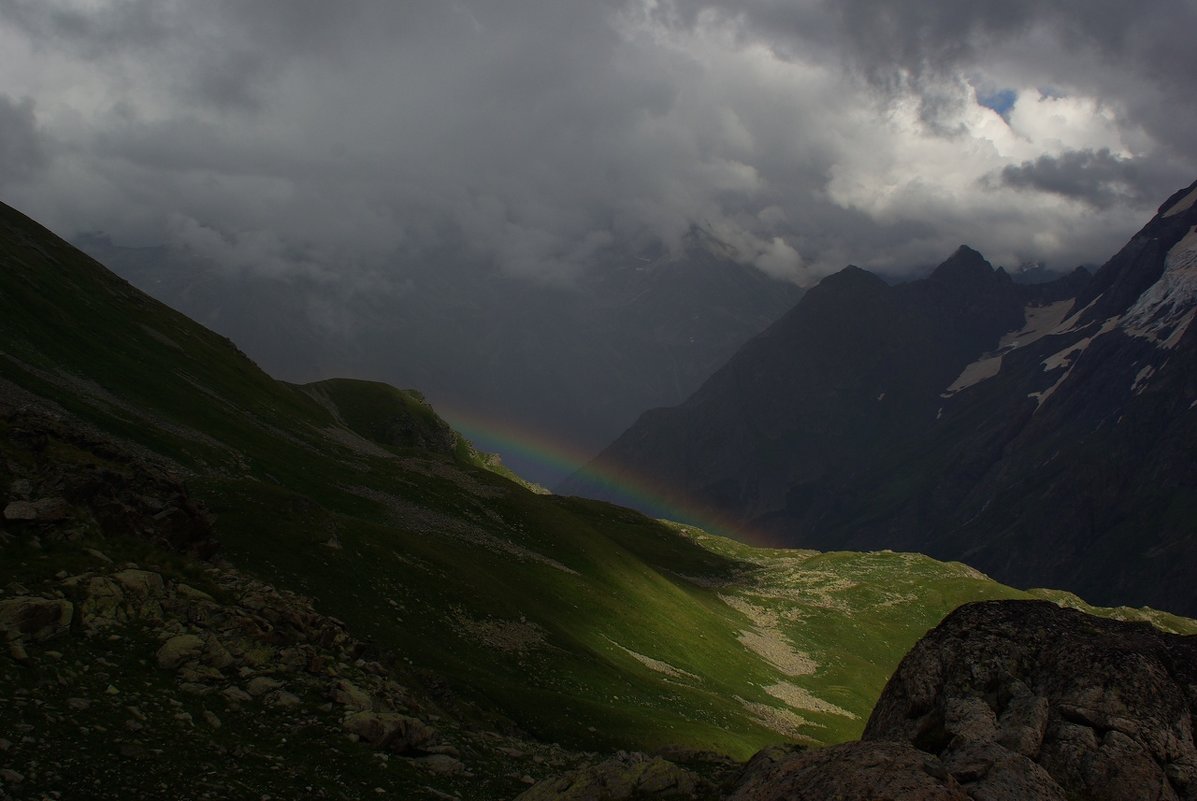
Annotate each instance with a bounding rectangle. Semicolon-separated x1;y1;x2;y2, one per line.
816;264;888;291
929;245;996;284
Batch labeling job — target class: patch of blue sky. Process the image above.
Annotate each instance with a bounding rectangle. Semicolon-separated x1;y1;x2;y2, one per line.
977;88;1018;117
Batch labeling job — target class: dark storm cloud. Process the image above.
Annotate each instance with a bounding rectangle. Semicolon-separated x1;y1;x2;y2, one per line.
677;0;1197;89
0;94;44;184
0;0;407;111
1;0;1194;286
998;149;1170;210
0;0;168;53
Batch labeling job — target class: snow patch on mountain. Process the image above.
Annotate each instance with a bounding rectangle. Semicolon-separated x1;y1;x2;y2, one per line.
1132;364;1156;395
942;300;1075;396
1163;185;1197;218
1029;374;1068;408
1031;317;1121;409
1057;297;1099;333
1122;226;1197;348
943;355;1003;396
1043;336;1092;372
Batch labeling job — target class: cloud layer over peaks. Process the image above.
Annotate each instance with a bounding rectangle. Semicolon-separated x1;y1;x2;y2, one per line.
1;0;1194;285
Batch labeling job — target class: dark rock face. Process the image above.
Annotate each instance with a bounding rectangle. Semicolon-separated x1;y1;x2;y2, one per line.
863;600;1197;801
727;740;970;801
563;246;1027;524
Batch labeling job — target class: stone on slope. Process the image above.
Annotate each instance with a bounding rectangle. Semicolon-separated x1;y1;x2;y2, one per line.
0;597;73;642
245;676;284;697
2;501;37;521
112;569;165;598
156;634;205;669
79;576;126;627
342;711;436;754
515;752;708;801
32;497;68;521
331;678;373;711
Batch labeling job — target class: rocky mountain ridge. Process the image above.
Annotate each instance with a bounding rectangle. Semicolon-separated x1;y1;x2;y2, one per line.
567;178;1197;616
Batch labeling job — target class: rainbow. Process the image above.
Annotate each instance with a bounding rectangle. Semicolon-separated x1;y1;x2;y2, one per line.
439;405;598;486
439;404;782;548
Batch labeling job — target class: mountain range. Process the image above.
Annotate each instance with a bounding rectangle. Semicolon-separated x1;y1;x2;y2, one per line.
566;179;1197;617
3;192;1194;799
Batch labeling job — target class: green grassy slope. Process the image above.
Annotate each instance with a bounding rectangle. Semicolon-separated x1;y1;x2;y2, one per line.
2;197;1192;778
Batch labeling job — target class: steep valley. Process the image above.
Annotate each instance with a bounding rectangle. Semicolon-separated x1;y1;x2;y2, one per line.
2;199;1195;800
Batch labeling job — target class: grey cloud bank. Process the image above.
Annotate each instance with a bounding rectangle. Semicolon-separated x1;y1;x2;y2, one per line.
1;0;1194;286
0;93;43;182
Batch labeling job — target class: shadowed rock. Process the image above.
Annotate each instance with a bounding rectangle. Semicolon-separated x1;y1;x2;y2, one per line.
342;711;436;754
515;752;710;801
864;600;1197;801
727;740;970;801
0;596;73;642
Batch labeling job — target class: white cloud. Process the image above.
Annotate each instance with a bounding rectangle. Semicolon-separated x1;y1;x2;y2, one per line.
754;237;804;280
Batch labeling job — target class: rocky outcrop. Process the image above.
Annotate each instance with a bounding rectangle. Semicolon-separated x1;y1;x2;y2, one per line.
727;741;970;801
0;403;217;558
155;634;205;669
0;596;73;643
59;561;423;729
1;555;469;796
3;497;67;522
861;600;1197;801
515;752;711;801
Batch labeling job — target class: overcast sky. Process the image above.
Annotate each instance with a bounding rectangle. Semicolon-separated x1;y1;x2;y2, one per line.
1;0;1194;287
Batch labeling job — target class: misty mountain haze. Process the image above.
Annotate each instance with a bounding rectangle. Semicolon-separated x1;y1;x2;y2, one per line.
77;226;802;485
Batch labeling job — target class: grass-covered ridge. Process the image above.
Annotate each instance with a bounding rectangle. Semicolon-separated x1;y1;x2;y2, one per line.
2;197;1193;795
